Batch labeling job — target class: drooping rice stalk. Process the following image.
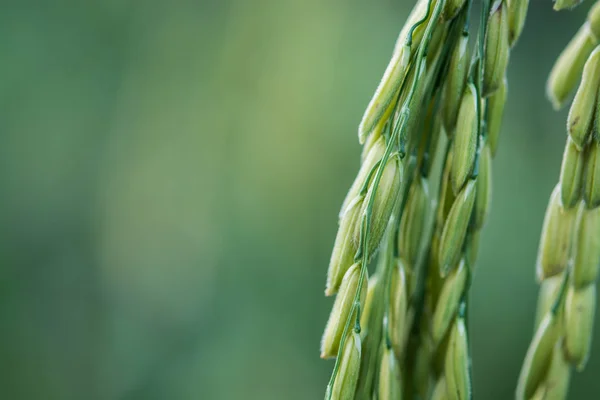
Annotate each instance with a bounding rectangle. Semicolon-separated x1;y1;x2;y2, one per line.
320;0;527;399
517;3;600;399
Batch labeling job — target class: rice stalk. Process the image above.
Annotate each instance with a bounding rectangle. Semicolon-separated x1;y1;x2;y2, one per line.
320;0;528;398
517;11;600;397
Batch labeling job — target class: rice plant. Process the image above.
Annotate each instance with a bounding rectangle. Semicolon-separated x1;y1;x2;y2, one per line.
319;0;600;399
517;3;600;399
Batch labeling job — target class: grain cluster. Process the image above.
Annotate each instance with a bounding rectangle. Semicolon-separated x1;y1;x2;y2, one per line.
319;1;528;399
517;3;600;399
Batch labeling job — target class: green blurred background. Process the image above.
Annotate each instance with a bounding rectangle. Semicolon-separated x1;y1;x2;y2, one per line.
0;1;597;399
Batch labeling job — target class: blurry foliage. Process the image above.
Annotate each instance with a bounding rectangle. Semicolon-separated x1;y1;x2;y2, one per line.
0;0;597;399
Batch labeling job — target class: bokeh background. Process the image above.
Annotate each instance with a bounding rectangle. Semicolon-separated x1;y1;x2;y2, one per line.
0;1;597;399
